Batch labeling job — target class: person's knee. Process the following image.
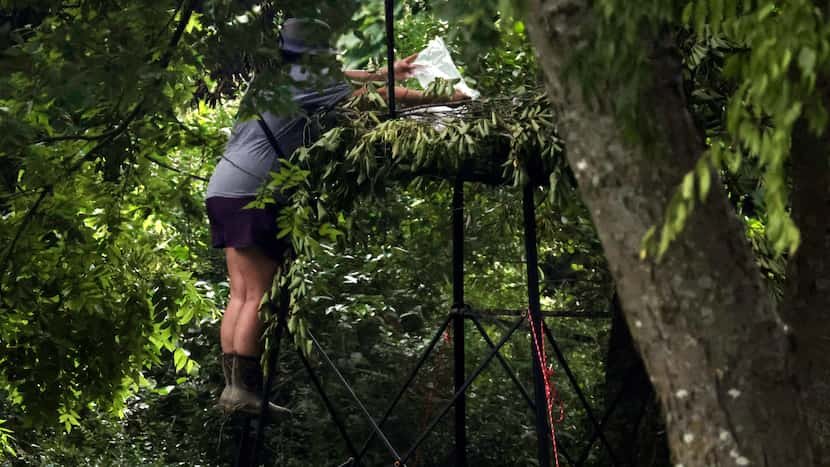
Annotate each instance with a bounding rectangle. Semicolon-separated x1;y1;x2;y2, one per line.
240;290;266;315
226;248;249;303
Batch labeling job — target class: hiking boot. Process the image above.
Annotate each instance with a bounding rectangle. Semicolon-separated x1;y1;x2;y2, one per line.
217;353;235;412
226;354;291;418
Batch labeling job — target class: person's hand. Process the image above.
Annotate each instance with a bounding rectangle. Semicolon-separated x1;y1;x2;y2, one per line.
451;89;471;101
389;53;419;80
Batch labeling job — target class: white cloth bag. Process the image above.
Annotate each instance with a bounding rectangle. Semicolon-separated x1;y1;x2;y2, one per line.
412;37;480;100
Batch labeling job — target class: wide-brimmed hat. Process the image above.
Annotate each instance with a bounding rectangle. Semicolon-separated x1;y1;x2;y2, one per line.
279;18;337;55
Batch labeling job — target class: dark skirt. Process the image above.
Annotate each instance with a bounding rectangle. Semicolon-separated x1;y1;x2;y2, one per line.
205;196;289;262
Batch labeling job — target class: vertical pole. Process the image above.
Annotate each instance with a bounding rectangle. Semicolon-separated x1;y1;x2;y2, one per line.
452;177;466;467
234;418;255;467
523;183;552;467
384;0;396;118
250;285;290;464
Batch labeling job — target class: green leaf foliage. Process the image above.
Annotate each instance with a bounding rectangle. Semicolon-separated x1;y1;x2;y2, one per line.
0;2;617;465
578;0;830;257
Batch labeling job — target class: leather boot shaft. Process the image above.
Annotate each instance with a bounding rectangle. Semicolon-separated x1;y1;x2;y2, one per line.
219;354;291;417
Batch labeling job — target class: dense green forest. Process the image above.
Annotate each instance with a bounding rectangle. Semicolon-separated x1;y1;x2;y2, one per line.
1;1;828;466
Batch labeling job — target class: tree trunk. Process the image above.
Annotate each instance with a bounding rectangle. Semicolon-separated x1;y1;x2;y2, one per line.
785;115;830;465
605;294;670;467
524;1;814;465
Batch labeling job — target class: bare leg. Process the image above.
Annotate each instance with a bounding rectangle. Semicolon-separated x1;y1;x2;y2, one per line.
228;246;278;357
220;248;248;354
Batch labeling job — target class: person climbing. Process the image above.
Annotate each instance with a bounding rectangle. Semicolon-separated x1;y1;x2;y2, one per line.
206;17;469;418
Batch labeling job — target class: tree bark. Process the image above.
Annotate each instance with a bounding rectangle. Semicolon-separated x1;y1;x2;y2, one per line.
524;1;814;465
605;294;670;467
785;115;830;465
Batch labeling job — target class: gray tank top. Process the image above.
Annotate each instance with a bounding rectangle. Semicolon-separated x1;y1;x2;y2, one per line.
206;66;352;199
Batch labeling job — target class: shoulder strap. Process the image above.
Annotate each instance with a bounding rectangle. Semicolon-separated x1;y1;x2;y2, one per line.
256;87;348;156
256;113;286;158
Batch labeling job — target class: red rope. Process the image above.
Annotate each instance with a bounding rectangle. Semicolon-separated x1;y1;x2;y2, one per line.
415;329;453;466
527;309;564;467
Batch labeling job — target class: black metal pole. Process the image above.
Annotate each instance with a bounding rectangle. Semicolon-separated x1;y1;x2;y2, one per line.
235;288;290;467
234;417;255;467
297;349;363;464
470;316;536;411
252;286;291;464
522;183;552;467
400;315;526;465
308;331;404;464
451;177;466;467
354;314;453;464
384;0;396;118
574;372;632;467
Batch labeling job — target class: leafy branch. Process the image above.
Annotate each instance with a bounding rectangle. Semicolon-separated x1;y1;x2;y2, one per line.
0;0;200;281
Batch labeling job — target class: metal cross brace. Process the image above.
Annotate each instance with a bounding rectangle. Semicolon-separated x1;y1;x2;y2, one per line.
541;323;622;465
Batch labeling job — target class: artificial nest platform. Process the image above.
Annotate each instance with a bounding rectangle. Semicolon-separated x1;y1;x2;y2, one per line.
287;92;566;201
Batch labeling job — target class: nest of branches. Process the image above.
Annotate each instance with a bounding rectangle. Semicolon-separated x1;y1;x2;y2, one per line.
281;88;568;216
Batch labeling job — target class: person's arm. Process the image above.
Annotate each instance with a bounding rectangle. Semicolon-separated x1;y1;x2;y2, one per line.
352;85;469;106
343;69;385;82
344;53;419;82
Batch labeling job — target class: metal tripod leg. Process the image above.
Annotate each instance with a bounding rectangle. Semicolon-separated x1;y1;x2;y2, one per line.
297;348;363;463
234;285;290;467
451;177;466;467
523;183;552;467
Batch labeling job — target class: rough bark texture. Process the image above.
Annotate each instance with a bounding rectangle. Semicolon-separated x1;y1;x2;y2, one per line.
524;1;815;465
785;116;830;465
605;294;670;467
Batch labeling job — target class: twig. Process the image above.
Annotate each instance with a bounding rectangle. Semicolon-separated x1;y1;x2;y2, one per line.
396;100;471;115
0;187;50;288
340;92;548;120
150;0;185;53
158;0;196;69
65;102;145;172
32;127;123;144
143;154;208;181
0;188;46;201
